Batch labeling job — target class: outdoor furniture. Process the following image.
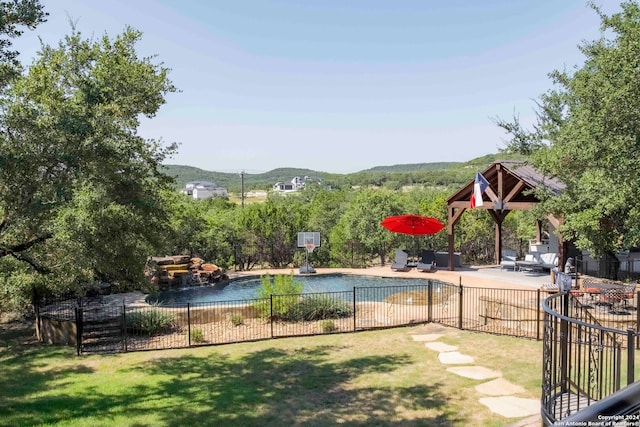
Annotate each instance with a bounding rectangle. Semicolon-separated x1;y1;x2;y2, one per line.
516;253;544;272
620;284;637;311
391;249;412;272
416;249;436;272
597;287;635;315
500;249;517;271
516;252;558;272
434;251;462;268
582;281;629;313
540;283;559;294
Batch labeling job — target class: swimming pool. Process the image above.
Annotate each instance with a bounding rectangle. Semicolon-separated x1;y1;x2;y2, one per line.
148;274;443;305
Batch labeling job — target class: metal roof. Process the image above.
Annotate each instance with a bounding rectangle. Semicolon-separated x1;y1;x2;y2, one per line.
498;161;565;195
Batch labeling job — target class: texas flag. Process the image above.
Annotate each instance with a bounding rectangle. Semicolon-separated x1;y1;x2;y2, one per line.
470;172;489;208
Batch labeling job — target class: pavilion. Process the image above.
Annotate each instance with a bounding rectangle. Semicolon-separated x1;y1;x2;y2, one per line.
445;160;568;271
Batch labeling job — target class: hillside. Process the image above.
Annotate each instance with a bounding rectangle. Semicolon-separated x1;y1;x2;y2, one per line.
163;152;528;193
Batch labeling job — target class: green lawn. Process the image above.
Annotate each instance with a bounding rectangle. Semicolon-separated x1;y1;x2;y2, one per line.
0;321;542;427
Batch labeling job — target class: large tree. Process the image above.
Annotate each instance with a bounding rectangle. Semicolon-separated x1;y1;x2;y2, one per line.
498;1;640;270
337;189;404;266
0;25;177;299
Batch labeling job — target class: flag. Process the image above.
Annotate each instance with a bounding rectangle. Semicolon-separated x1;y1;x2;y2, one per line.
470;172;489;208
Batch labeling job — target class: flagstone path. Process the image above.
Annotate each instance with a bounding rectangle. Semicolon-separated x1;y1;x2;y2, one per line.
410;325;541;426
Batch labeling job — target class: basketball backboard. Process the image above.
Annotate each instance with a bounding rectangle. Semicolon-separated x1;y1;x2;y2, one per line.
297;232;320;248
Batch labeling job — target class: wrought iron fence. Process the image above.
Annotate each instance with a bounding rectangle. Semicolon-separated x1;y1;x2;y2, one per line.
541;292;640;425
35;280;561;354
576;256;640;282
35;277;640;422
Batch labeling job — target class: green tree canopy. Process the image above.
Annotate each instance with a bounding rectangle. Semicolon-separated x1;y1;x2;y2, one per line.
0;0;47;86
498;1;640;263
0;25;177;298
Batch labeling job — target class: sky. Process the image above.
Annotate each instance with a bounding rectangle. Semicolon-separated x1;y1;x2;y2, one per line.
12;0;621;174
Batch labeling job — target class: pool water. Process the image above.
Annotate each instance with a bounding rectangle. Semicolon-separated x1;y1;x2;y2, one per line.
148;274;439;305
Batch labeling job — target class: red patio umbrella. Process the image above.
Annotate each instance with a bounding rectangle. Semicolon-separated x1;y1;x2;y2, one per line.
380;214;445;235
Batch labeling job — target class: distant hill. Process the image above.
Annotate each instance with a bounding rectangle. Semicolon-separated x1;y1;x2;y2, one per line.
360;162;462;173
162;152;528;193
161;165;335;192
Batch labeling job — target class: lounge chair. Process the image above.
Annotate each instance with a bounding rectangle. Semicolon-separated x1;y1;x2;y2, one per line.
416;249;436;272
391;249;412;272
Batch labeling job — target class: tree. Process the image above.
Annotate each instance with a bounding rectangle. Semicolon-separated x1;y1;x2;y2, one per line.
0;26;177;297
497;1;640;273
238;197;308;269
305;189;349;267
0;0;47;86
338;189;404;266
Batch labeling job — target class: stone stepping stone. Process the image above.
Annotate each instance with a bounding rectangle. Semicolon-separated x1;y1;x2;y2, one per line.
425;342;458;352
411;334;443;342
446;366;501;380
438;351;474;364
475;377;525;396
478;396;539;418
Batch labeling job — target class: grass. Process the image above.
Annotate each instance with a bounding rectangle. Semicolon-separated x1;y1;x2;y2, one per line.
0;320;543;427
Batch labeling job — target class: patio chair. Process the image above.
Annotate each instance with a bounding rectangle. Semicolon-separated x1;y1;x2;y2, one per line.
416;249;436;273
620;283;637;311
391;249;411;272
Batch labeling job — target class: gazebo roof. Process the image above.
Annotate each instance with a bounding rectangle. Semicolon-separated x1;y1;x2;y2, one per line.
444;160;569;272
447;160;565;210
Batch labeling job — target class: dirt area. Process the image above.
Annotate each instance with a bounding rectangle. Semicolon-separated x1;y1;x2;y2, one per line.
0;318;40;350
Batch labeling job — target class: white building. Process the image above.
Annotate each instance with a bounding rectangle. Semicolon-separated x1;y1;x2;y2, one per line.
181;181;228;199
273;176;306;192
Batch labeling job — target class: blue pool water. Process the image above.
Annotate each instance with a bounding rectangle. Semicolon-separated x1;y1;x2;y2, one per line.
148;274;439;305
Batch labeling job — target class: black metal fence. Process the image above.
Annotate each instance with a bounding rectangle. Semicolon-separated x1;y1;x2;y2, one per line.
541;291;640;425
36;280;564;355
576;256;640;282
35;277;640;423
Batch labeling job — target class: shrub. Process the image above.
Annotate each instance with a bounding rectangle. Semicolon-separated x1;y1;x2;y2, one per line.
126;308;176;336
254;272;303;318
285;294;353;321
191;327;204;343
320;319;337;333
230;313;244;326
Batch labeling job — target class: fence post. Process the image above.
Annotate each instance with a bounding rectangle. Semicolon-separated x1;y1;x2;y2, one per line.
536;288;541;341
615;342;622;391
75;306;83;356
427;280;433;323
270;295;274;338
458;278;463;330
636;292;640;350
187;303;191;346
628;329;635;385
122;303;127;352
352;287;356;331
560;292;570;393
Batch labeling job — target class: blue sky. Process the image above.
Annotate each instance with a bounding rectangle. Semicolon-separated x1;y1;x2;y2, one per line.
14;1;618;174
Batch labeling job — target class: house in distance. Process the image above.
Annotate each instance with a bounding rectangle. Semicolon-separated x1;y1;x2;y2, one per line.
273;176;306;192
273;176;323;193
181;181;228;199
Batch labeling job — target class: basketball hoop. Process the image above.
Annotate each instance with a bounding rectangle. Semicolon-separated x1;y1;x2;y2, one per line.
305;241;315;253
297;231;319;274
